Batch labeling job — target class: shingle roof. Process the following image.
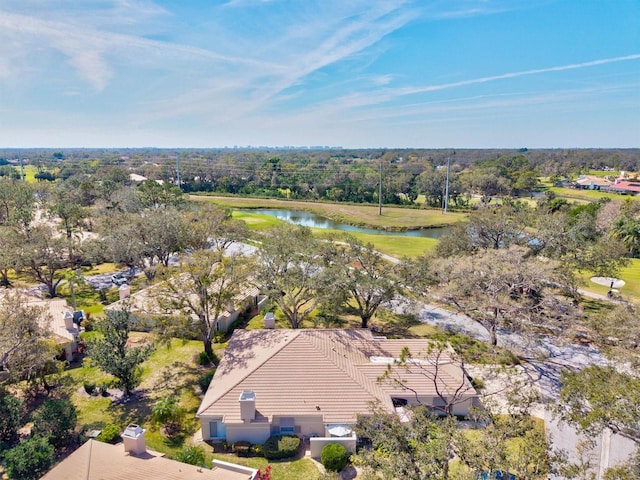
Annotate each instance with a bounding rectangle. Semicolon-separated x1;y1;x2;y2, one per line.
197;329;476;424
40;439;254;480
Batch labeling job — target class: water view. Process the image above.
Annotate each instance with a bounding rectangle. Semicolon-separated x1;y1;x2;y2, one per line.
238;209;450;239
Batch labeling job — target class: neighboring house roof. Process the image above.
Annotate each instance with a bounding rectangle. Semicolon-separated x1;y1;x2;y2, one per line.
106;275;260;318
129;173;148;182
0;292;78;345
611;180;640;193
575;175;612;187
29;297;79;345
197;329;476;424
40;439;253;480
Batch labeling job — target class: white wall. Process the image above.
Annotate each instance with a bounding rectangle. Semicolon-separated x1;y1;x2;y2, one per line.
310;437;357;458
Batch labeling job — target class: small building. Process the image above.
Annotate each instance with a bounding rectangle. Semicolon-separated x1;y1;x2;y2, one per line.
105;276;266;333
0;293;84;363
609;179;640;195
575;175;613;190
197;329;477;451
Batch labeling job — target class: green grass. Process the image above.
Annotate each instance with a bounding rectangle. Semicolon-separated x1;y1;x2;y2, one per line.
234;210;437;258
210;454;321;480
578;258;640;300
56;336;210;455
14;164;38;182
193;194;467;229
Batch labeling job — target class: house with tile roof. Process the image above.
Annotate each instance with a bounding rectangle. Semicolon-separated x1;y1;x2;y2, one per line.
0;292;84;363
40;424;257;480
106;275;265;333
197;329;477;447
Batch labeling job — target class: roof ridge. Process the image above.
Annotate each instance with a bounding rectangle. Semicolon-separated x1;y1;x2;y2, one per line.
197;329;301;415
85;439;93;480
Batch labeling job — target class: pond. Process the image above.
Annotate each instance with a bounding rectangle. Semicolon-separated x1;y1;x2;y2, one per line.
238;209;450;239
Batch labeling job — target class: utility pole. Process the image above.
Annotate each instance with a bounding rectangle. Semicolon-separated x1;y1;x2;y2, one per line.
444;151;454;213
19;158;25;181
176;155;181;189
378;157;383;216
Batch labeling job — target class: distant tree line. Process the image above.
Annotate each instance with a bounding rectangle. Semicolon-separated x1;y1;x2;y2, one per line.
1;147;639;209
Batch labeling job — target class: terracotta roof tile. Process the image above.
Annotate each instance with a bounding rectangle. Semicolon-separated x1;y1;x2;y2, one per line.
198;329;476;424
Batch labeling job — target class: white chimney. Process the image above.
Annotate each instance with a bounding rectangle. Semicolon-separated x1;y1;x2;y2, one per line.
63;312;74;330
239;391;256;422
119;284;131;300
122;424;146;455
263;313;275;329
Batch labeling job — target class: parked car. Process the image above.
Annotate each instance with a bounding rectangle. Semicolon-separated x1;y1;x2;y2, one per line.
111;273;128;286
478;471;516;480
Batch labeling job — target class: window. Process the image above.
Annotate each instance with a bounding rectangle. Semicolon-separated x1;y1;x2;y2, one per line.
279;417;295;434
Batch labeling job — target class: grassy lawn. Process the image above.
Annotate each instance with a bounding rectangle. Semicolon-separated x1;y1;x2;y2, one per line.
13;164;39;182
235;210;437;258
578;258;640;300
57;336;212;456
210;454;321;480
192;194;467;229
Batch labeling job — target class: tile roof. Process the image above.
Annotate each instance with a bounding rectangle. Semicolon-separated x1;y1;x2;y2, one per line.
40;440;254;480
106;275;260;318
198;329;476;424
0;292;77;345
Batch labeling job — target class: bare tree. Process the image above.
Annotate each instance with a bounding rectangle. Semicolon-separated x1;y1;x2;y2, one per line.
158;249;251;357
433;246;573;346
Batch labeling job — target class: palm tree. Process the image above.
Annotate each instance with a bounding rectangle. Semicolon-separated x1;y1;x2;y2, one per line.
152;396;184;438
611;216;640;257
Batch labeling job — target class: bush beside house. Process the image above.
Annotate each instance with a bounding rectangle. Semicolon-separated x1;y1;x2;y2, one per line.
321;443;349;472
263;434;300;460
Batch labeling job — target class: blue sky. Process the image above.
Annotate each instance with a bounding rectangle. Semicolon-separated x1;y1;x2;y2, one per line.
0;0;638;148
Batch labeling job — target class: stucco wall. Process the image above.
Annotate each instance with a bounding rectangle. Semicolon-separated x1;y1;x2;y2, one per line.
225;423;272;444
310;437;357;458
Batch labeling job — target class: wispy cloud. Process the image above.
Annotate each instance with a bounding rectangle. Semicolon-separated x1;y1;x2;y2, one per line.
397;54;640;96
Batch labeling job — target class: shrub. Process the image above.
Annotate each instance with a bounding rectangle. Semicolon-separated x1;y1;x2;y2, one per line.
97;383;109;396
263;434;300;460
197;351;211;366
175;445;206;466
84;382;96;395
3;436;55;480
250;443;263;456
198;350;219;366
321;443;349;472
96;423;121;444
198;371;215;393
232;440;252;457
0;388;22;444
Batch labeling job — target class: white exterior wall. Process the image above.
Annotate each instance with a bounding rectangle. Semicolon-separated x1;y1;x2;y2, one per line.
310;437;357;458
225;423;272;444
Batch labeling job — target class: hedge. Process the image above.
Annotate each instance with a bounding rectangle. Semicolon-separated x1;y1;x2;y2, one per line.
263;434;300;460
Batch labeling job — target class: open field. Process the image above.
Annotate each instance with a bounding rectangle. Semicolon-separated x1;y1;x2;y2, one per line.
578;258;640;300
538;178;638;203
191;194;467;229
